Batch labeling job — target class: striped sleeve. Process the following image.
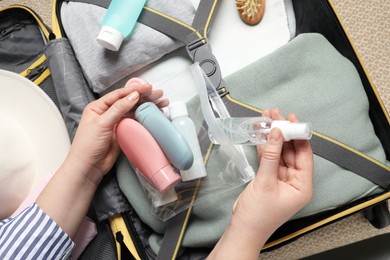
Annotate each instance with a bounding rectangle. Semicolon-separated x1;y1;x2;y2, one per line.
0;204;75;260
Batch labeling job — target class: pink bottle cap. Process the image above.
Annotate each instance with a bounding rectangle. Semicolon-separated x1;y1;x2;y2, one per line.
152;165;181;193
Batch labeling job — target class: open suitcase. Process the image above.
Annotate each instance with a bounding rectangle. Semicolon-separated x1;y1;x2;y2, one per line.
1;0;389;259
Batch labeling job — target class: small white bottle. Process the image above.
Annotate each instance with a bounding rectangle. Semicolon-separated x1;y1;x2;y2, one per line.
169;101;207;181
209;117;312;145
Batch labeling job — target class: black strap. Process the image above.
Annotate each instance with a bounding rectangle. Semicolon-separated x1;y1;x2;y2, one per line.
138;7;196;44
156;210;189;260
311;134;390;189
67;0;110;8
139;1;218;45
192;0;217;34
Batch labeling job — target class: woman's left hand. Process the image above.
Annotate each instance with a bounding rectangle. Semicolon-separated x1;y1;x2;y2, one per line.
68;78;168;184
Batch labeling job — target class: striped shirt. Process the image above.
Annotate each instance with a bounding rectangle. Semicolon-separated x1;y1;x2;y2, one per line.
0;204;74;260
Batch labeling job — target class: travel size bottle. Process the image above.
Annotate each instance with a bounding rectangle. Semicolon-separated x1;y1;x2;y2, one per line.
97;0;146;51
135;102;194;171
116;118;181;193
209;117;312;145
169;101;207;181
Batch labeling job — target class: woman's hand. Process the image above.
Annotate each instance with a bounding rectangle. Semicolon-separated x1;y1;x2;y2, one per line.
68;78;168;185
37;78;168;239
232;108;313;239
209;108;313;259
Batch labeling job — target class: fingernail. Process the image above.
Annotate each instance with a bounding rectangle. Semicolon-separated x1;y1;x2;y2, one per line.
126;78;147;88
126;82;140;88
269;128;282;142
127;91;139;101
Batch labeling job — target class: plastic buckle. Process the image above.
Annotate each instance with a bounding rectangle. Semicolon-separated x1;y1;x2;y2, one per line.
186;37;225;93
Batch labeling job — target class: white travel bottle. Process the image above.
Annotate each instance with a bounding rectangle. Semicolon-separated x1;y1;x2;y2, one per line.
169;101;207;181
209;117;313;145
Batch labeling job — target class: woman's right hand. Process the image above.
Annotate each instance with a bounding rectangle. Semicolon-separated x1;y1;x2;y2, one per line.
209;108;313;259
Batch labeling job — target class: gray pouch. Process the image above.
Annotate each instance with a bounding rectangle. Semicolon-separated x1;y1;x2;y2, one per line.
45;38;131;219
45;38;96;140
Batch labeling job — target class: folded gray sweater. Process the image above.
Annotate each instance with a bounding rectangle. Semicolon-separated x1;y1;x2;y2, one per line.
61;1;195;94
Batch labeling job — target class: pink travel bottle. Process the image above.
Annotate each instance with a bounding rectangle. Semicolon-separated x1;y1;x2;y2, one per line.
116;118;181;193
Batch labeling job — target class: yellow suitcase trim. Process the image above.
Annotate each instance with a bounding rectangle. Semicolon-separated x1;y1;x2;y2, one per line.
109;215;141;260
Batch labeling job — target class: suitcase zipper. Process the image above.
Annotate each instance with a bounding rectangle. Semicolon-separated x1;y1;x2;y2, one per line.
26;63;47;81
0;5;52;40
1;5;52;86
20;55;50;85
121;213;151;260
0;19;33;40
109;215;142;260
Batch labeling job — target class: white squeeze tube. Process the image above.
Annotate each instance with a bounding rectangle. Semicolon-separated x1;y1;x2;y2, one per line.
209;117;313;145
169;101;208;181
190;64;255;182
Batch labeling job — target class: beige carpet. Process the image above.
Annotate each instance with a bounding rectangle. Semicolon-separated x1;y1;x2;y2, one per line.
1;0;389;259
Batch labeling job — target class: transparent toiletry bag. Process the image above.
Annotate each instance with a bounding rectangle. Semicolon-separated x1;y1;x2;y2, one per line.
116;64;258;221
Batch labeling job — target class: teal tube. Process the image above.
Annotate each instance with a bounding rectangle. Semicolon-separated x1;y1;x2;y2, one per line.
103;0;145;37
97;0;146;51
135;102;194;171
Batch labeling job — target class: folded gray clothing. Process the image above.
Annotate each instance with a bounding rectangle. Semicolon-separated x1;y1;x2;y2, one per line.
60;1;196;94
116;33;389;252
